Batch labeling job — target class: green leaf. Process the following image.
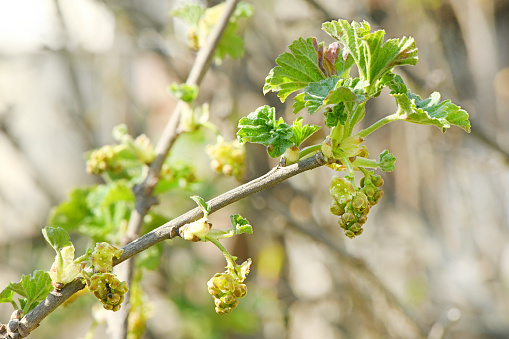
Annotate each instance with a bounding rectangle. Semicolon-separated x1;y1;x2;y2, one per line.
168;83;199;103
47;187;94;231
237;105;293;157
230;215;253;235
191;195;211;217
324;103;347;128
303;77;341;115
42;226;72;251
174;2;252;64
6;271;53;314
86;181;134;209
171;3;205;29
378;150;396;172
393;91;471;133
292;93;306;114
263;37;326;103
290;118;321;147
322;20;418;87
301;77;367;117
0;288;14;302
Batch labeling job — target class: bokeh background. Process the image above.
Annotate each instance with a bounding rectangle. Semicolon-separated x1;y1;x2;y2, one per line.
1;0;509;338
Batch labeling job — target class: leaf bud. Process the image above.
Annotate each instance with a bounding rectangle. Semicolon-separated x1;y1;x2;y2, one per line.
7;319;19;333
181;218;212;241
284;145;300;165
10;310;22;321
321;137;333;159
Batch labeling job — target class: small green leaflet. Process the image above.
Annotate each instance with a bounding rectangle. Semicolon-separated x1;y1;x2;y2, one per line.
393;91;471;133
0;270;53;314
171;2;253;64
295;77;367;115
290;118;320;147
378;150;396;172
191;195;211;217
42;226;72;251
263;37;326;103
237;105;293;158
168;83;199;103
230;214;253;235
171;3;204;30
322;20;418;87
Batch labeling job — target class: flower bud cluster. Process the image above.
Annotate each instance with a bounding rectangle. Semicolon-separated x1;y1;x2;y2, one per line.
86;272;129;312
207;273;247;315
360;174;384;206
86;124;155;177
207;259;251;315
329;175;383;238
206;137;246;180
86;145;124;175
83;242;128;311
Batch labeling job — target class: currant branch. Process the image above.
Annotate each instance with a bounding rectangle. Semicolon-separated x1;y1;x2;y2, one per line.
6;153;325;338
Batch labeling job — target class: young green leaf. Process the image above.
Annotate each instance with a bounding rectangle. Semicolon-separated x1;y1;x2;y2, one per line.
263;37;326;103
168;83;199;103
173;2;253;64
230;214;253;235
47;187;94;231
378;150;396;172
322;20;418;87
0;288;16;309
237;105;293;157
5;271;53;314
300;77;367;115
171;3;205;30
42;226;72;251
86;180;135;209
324;103;348;128
191;195;211;217
393;91;471;132
290;117;321;147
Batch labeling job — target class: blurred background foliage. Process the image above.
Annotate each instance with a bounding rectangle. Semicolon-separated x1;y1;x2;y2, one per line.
0;0;508;338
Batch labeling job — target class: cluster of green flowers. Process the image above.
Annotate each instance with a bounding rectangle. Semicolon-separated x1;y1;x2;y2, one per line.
82;243;129;311
206;136;246;180
329;174;383;238
86;124;155;177
207;259;251;314
86;272;129;311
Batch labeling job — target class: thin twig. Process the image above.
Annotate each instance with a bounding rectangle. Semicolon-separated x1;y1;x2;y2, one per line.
16;153;325;337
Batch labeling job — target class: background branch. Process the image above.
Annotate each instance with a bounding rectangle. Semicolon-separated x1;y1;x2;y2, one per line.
113;1;241;338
